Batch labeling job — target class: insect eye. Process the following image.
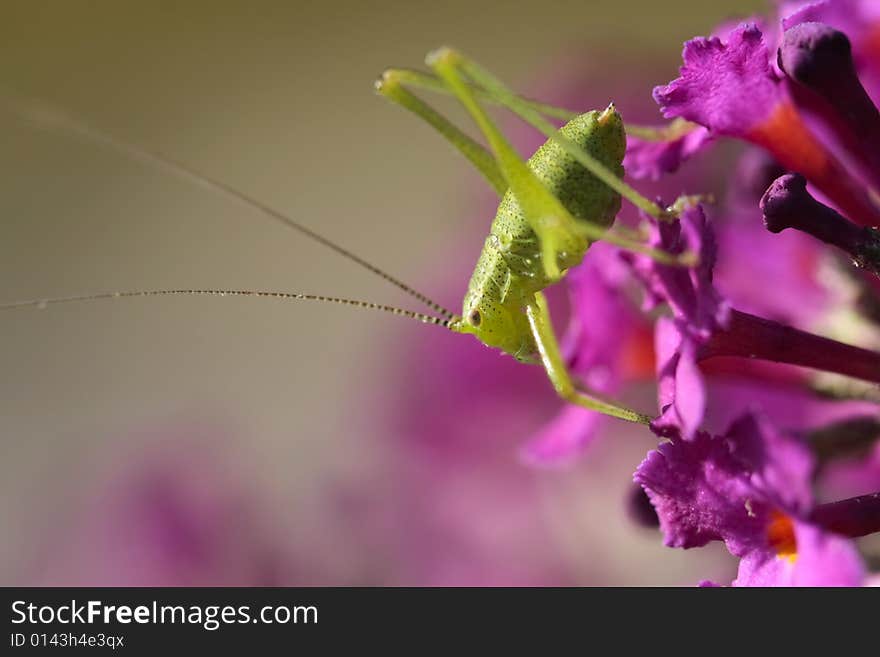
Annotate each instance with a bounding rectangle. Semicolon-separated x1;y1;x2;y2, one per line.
469;310;482;326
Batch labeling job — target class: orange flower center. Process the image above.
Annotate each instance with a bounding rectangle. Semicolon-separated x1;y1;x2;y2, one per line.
766;509;798;563
620;323;656;380
748;102;831;184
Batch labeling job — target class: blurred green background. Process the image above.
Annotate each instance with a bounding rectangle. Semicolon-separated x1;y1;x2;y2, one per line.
0;0;763;584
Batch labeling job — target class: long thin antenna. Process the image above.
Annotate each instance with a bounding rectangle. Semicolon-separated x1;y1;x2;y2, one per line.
0;92;456;320
0;289;454;327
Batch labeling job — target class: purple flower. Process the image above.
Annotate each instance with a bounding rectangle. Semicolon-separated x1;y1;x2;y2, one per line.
652;316;707;440
627;202;730;439
630;203;729;337
635;413;865;586
655;25;782;137
655;22;880;227
624;123;713;181
736;521;864;586
622;16;764;181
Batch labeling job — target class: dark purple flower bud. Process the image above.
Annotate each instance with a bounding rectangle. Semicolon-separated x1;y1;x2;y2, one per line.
627;484;659;528
779;22;855;93
761;173;880;274
779;22;880;189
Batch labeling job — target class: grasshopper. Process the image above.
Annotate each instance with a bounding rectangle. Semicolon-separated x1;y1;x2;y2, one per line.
1;48;688;425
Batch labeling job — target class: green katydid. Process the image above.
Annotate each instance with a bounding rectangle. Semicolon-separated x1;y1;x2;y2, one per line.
0;48;692;425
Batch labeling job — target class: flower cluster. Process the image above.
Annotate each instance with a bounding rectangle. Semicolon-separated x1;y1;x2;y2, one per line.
529;0;880;585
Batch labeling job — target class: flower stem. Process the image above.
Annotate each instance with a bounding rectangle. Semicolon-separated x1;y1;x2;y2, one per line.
810;492;880;539
701;309;880;384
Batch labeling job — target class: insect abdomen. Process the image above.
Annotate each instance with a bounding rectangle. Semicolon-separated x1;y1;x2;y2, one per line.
470;106;626;302
527;106;624;230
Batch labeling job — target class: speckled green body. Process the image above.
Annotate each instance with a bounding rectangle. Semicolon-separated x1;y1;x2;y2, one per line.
459;108;626;359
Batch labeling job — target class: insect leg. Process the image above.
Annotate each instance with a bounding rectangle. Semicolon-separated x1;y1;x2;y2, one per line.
526;291;653;424
443;49;675;222
375;71;507;196
378;68;700;144
377;68;579;122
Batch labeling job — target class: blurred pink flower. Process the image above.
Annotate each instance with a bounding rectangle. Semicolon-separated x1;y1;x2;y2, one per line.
26;421;317;586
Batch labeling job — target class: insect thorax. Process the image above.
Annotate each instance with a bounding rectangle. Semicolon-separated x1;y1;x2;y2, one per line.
459;107;626;360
